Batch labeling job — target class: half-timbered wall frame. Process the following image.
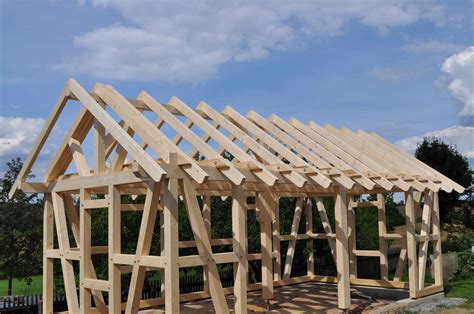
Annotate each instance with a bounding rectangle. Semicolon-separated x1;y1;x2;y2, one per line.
11;79;464;313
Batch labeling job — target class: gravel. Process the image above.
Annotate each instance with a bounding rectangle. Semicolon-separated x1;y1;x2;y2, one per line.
406;297;467;312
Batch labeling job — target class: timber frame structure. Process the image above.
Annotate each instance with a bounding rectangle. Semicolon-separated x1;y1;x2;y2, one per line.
11;79;464;313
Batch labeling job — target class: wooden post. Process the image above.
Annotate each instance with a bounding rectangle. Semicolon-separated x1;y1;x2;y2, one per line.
335;188;351;310
108;185;121;313
283;198;303;279
164;175;180;313
377;194;388;280
405;189;419;298
43;194;54;314
203;195;211;293
272;197;281;281
93;103;106;175
258;191;274;300
418;191;433;290
305;198;314;276
80;189;92;313
233;185;248;313
431;192;443;286
348;196;357;279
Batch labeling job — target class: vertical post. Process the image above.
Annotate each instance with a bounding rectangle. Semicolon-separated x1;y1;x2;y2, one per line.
43;194;54;314
108;185;121;313
348;196;357;279
272;197;281;281
202;195;211;293
232;185;248;313
164;174;180;313
160;209;165;296
335;187;350;310
305;198;314;277
418;191;433;290
431;192;443;286
258;191;274;300
405;189;419;298
377;194;388;280
79;189;92;313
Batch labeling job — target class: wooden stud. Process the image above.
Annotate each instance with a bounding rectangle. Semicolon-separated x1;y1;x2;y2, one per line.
43;194;54;314
335;187;351;310
405;190;419;298
257;190;275;300
305;198;314;276
431;192;443;286
348;197;357;279
109;185;122;314
232;185;248;313
80;189;92;313
418;191;433;290
377;194;389;280
283;198;304;279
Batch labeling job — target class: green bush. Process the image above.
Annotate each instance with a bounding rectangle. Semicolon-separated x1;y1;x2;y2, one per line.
454;250;474;279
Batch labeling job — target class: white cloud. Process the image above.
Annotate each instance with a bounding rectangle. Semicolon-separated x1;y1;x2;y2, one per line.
56;0;447;83
395;125;474;158
0;116;45;156
402;39;463;54
441;46;474;116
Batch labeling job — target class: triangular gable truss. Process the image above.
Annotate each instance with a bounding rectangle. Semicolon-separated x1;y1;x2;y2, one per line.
10;78;464;199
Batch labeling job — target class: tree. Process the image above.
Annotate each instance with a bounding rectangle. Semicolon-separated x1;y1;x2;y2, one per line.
0;158;43;295
415;138;473;225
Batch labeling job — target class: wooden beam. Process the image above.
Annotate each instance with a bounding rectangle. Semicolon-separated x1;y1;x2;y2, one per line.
80;189;92;313
431;192;443;286
418;191;433;290
68;79;166;182
181;179;229;314
109;185;122;314
42;194;54;314
232;185;248;313
125;182;161;313
257;190;274;300
405;190;419;298
283;198;304;279
9;83;71;198
163;174;180;313
52;192;80;313
335;187;351;310
305;198;314;276
377;194;389;280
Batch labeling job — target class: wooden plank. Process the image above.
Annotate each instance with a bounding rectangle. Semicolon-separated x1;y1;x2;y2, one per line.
431;192;443;286
377;194;389;280
405;190;419;298
283;198;304;279
125;182;161;313
181;179;229;314
68;79;166;182
414;284;443;299
84;279;109;292
109;185;122;314
418;191;433;290
43;194;54;314
232;185;248;313
52;192;80;313
335;187;351;310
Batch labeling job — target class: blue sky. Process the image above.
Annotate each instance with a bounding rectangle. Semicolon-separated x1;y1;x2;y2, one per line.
0;0;473;177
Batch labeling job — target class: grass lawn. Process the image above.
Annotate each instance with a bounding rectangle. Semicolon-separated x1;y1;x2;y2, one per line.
444;278;474;308
0;275;42;296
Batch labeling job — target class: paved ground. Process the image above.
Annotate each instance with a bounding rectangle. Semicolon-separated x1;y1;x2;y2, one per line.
155;281;408;313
